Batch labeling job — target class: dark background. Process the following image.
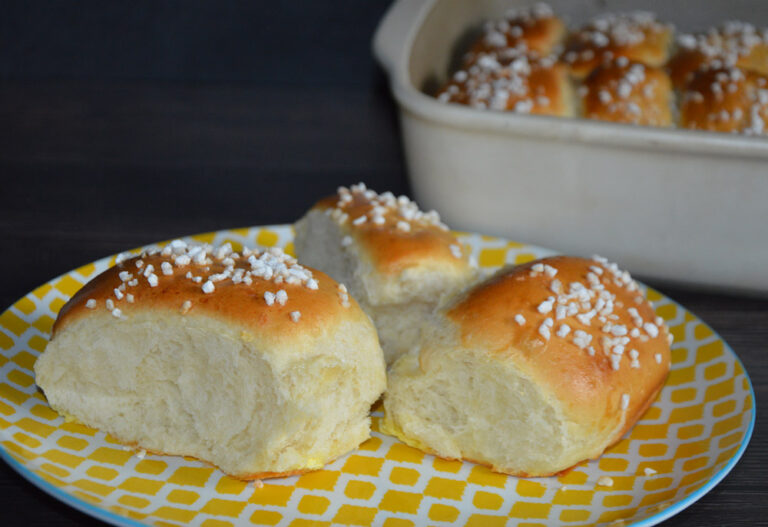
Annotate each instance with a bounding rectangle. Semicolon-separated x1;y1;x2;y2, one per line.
0;1;764;525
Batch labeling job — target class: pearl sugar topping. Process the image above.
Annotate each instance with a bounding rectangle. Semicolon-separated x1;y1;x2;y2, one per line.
331;183;449;233
102;241;320;322
524;256;669;373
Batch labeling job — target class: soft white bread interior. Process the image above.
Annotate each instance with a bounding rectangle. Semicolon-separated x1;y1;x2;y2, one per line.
35;241;386;479
382;256;671;477
294;183;475;365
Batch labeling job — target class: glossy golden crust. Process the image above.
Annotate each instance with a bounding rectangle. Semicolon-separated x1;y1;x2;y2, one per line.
669;23;768;90
562;14;672;79
679;67;751;132
667;48;768;92
581;60;673;126
314;190;469;277
468;11;566;57
667;48;714;91
53;248;361;343
446;256;670;448
437;53;574;117
680;66;768;134
737;42;768;77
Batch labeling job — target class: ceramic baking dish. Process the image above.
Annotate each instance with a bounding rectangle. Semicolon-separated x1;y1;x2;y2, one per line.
373;0;768;294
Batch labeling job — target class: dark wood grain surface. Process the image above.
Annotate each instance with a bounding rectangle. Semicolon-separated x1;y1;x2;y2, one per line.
0;1;765;525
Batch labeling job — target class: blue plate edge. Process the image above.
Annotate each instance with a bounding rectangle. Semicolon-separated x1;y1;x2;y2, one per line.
627;304;757;527
0;447;142;527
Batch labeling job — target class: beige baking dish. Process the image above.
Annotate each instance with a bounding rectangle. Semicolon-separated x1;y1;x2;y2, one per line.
373;0;768;294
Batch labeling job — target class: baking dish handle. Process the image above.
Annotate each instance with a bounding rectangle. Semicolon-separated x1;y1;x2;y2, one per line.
373;0;434;76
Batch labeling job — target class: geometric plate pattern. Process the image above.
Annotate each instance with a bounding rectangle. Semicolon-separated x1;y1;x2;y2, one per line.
0;225;755;527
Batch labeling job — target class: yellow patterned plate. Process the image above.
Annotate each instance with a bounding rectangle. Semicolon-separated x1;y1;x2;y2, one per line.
0;226;755;527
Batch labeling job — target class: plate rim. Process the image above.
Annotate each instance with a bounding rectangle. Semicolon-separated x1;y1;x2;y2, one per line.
628;340;755;527
0;224;757;527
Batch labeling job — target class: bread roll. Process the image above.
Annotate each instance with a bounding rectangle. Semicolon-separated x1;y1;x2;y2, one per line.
668;22;768;90
34;241;386;479
580;58;673;126
466;3;566;57
294;183;475;365
561;12;673;79
437;50;575;116
680;65;768;135
382;256;671;477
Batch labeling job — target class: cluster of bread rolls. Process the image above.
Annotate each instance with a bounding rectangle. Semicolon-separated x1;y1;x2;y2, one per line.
36;183;671;480
436;3;768;135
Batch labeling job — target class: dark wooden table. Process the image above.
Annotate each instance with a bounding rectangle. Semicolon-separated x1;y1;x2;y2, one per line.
0;2;765;525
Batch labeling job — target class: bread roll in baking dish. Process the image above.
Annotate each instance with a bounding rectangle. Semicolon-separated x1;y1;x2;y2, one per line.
562;12;673;80
382;256;671;477
680;65;768;134
35;241;386;479
437;50;575;116
294;183;475;365
580;58;673;127
467;3;566;57
668;21;768;90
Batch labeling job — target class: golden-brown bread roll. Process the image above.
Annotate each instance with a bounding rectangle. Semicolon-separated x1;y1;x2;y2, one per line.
382;256;671;477
437;51;575;116
466;3;566;58
668;22;768;90
580;58;673;126
34;241;386;479
680;65;768;135
294;183;475;365
562;12;673;79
